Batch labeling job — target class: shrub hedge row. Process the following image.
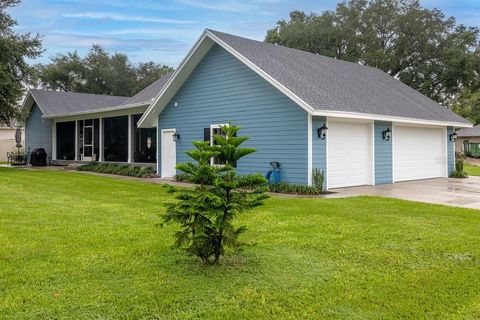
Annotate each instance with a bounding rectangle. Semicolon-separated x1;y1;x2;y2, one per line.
267;182;323;195
78;162;157;178
174;174;324;195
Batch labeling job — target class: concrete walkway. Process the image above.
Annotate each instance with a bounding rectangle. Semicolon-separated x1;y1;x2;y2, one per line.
328;177;480;210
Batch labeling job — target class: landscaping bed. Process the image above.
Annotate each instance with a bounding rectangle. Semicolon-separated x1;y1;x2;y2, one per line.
77;162;157;178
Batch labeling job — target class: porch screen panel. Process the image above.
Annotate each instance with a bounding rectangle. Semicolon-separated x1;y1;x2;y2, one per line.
103;116;128;162
56;121;75;160
133;114;156;163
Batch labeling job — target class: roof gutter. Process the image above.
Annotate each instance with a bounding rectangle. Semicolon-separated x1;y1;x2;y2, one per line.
41;101;149;120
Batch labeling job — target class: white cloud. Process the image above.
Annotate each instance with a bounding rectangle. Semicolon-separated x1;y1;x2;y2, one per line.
62;12;195;24
176;0;256;12
106;28;202;36
44;32;189;53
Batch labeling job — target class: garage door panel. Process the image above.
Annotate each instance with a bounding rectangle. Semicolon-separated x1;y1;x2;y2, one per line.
328;120;373;189
394;126;446;182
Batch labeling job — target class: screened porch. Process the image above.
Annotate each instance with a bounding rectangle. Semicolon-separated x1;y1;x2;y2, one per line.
54;113;156;164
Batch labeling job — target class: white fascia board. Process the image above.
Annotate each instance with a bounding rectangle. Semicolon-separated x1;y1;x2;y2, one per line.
41;102;148;120
313;110;472;128
21;91;43;116
137;31;215;128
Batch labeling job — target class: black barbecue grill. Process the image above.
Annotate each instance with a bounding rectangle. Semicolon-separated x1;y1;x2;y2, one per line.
30;148;47;166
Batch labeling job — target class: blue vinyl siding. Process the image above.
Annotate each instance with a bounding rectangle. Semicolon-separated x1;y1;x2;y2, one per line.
447;126;455;174
312;116;327;188
374;121;393;184
158;44;308;184
25;103;52;158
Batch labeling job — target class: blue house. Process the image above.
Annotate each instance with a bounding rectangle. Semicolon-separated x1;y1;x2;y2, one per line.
23;29;471;190
138;29;470;189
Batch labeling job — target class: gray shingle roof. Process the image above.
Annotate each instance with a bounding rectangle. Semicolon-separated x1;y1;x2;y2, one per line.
30;90;129;117
121;71;174;106
208;29;470;125
456;125;480;137
29;72;174;118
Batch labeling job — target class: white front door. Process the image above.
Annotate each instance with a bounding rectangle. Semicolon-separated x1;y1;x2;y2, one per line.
327;119;373;189
393;125;446;182
161;129;176;178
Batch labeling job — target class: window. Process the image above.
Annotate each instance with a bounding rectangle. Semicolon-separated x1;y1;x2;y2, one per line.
210;124;228;166
132;114;156;163
56;121;75;160
464;140;470;155
103;116;128;162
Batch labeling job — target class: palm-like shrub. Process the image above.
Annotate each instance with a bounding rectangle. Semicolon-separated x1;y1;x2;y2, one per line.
162;124;268;264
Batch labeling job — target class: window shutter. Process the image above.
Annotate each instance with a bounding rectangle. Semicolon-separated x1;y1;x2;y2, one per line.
204;128;210;142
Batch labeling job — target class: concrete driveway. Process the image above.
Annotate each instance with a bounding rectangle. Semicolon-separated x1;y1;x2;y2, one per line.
329;177;480;210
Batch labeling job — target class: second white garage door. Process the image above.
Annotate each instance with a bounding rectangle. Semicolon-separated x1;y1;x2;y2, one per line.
393;125;447;182
327;119;373;189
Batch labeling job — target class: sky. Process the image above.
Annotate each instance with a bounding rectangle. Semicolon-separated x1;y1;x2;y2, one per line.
8;0;480;68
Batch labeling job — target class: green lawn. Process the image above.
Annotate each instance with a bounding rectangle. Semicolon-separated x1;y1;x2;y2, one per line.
465;163;480;176
1;168;480;319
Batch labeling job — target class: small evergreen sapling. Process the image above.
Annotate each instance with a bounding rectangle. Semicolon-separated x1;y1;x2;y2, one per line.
162;124;268;264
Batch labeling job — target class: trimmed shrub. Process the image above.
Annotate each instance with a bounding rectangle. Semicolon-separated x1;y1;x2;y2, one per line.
268;182;323;195
78;162;157;178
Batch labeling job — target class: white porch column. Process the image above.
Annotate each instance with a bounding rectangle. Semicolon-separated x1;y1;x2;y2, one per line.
74;120;78;161
52;120;57;161
99;117;103;162
128;114;132;163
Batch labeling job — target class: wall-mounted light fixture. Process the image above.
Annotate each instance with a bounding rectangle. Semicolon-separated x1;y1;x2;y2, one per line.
449;132;457;142
382;128;392;141
172;132;181;142
317;124;328;140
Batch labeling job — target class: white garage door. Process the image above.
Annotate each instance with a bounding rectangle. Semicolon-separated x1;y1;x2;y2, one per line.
394;125;446;182
327;119;373;189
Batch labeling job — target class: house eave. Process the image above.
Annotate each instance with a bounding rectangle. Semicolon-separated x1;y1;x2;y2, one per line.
41;102;149;120
312;110;473;128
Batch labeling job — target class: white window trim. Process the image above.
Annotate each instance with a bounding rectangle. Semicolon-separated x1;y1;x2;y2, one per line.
210;123;229;166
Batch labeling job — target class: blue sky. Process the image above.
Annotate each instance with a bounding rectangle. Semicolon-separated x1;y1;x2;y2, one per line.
8;0;480;67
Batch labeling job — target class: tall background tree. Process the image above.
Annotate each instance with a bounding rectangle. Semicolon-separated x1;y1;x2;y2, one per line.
0;0;42;126
266;0;480;123
36;45;173;97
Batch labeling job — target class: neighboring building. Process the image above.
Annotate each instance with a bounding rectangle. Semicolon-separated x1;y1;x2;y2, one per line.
0;124;24;162
23;29;471;189
23;73;172;165
456;125;480;157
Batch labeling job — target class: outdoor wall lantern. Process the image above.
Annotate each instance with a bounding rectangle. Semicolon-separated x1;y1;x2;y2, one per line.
382;128;392;141
317;124;328;140
449;132;457;142
173;132;181;142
